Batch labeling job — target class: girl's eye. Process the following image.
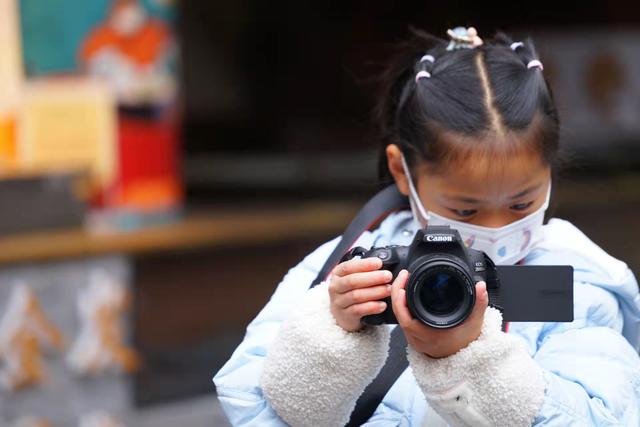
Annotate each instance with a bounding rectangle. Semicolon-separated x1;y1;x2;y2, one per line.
510;201;534;211
452;209;477;217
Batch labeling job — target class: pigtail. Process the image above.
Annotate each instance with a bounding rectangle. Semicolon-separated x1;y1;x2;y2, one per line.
488;32;560;165
374;29;446;186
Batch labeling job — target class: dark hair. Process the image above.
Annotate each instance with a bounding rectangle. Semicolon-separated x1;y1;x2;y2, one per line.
375;29;560;185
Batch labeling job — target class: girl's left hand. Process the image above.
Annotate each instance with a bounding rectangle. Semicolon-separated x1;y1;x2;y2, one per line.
390;270;488;359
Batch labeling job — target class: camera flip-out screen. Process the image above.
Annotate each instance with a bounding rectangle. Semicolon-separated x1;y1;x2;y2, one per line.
496;265;574;322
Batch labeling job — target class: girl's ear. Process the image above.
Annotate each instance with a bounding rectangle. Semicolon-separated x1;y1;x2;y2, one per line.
385;144;410;196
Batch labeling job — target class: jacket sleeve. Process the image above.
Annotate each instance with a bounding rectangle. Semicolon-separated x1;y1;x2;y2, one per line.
213;235;390;427
406;280;640;427
260;281;390;427
407;307;546;427
213;237;339;426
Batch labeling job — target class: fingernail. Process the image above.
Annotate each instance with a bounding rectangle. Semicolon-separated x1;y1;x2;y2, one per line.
384;271;393;281
378;302;387;311
478;281;487;293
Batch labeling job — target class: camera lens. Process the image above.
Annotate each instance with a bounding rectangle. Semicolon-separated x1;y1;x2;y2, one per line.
419;270;464;315
407;260;475;328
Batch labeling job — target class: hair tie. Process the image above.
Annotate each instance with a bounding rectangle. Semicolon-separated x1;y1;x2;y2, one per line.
415;70;431;83
527;59;544;70
420;54;435;64
510;41;524;51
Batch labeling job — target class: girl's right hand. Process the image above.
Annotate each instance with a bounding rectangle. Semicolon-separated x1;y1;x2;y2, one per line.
328;257;394;332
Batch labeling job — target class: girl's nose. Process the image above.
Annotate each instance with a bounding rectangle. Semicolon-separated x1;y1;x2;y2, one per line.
476;212;513;228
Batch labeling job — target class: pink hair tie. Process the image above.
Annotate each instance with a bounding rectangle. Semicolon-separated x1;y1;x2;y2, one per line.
527;59;544;70
415;70;431;83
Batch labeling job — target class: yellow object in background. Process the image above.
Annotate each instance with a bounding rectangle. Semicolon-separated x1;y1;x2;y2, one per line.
18;79;117;192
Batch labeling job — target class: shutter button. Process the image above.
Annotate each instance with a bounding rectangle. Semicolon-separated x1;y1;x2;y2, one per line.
377;250;390;261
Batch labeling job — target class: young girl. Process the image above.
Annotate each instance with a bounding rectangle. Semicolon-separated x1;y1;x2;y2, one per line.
214;27;640;426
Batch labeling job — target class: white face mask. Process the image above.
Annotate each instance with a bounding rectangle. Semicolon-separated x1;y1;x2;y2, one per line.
400;155;550;265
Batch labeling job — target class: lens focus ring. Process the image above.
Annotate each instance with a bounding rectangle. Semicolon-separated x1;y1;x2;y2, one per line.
405;256;476;328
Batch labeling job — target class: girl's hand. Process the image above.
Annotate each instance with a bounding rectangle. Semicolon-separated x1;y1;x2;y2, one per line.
390;270;488;358
328;257;394;332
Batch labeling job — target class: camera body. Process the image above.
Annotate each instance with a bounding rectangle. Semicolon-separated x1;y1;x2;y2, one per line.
360;225;500;328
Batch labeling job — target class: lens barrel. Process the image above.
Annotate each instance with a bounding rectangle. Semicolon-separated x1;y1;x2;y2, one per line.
406;257;475;328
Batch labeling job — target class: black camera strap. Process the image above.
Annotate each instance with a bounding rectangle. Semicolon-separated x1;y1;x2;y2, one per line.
310;184;409;287
310;184;410;427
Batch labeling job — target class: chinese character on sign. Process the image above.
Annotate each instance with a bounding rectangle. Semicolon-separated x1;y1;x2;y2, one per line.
0;285;64;391
67;271;139;376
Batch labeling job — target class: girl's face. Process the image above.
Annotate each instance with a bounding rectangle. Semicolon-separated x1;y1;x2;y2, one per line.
386;143;552;228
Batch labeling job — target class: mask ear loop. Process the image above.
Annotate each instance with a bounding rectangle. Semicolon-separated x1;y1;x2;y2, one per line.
537;180;552;213
400;154;431;225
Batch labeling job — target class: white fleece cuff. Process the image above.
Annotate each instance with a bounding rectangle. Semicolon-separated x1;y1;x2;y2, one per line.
261;282;391;427
408;307;546;427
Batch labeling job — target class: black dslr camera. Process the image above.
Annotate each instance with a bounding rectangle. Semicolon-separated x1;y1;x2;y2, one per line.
343;225;574;329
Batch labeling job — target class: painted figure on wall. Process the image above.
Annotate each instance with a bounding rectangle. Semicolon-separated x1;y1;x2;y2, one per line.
79;0;176;106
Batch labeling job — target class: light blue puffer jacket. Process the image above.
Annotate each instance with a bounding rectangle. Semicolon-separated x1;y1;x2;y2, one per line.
214;210;640;426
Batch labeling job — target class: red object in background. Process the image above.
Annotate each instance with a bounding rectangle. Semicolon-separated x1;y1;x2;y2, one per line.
107;114;182;212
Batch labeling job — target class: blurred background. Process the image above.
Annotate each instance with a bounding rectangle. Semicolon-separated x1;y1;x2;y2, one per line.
0;0;639;425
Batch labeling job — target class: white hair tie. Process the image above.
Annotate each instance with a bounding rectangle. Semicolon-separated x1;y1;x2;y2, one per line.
415;70;431;83
510;41;524;51
527;59;544;70
420;54;435;63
